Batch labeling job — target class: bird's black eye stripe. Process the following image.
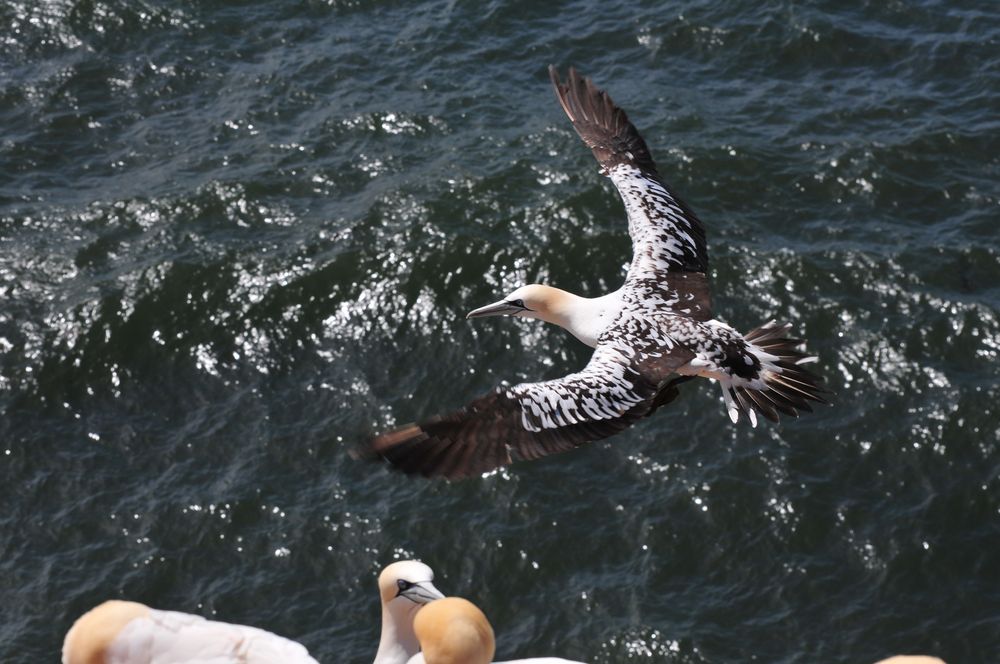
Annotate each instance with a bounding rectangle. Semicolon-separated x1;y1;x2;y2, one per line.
509;299;525;308
397;579;414;591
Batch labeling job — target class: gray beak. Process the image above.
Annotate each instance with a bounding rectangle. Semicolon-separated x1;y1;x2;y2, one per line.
398;580;446;605
467;300;525;319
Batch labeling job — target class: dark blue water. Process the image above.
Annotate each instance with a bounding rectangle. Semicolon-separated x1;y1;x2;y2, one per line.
2;1;999;662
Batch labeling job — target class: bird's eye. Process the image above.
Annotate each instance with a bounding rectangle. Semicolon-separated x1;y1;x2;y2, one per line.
397;579;413;591
510;299;525;308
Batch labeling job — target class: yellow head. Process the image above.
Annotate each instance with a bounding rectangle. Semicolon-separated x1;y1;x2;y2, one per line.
413;597;495;664
466;284;572;325
62;600;150;664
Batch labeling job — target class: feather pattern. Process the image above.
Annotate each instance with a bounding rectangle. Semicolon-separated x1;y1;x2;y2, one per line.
548;66;709;278
366;317;695;480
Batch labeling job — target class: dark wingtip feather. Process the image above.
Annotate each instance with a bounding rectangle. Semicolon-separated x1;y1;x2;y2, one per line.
650;375;696;412
355;423;451;479
547;64;658;174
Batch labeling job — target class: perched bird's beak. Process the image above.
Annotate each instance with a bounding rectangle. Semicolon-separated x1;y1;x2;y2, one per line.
398;580;446;605
466;300;526;319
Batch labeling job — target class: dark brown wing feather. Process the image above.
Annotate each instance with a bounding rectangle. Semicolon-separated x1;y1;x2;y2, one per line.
548;65;659;175
362;387;656;480
549;65;709;277
359;333;695;480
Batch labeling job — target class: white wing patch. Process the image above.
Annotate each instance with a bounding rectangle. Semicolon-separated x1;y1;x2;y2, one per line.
609;164;703;276
508;344;645;433
506;312;688;433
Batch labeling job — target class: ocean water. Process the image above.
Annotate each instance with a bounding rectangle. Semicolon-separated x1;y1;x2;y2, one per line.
1;0;998;661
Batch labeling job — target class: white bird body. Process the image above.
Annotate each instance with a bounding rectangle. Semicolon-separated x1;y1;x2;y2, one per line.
376;611;420;664
365;66;829;480
403;597;585;664
62;560;445;664
61;600;317;664
374;561;447;664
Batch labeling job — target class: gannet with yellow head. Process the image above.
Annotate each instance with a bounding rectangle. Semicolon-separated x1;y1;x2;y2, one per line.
62;600;319;664
60;560;444;664
363;66;829;480
405;597;584;664
467;284;623;348
375;560;447;664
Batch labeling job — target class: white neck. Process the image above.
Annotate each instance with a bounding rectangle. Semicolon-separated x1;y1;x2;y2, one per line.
535;288;623;348
374;602;422;664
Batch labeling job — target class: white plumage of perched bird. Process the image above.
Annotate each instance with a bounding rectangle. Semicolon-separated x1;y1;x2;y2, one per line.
374;560;448;664
404;597;584;664
361;66;828;480
61;600;318;664
61;559;444;664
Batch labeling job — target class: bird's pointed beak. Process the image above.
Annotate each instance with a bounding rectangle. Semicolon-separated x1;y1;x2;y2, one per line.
466;300;523;319
399;581;446;605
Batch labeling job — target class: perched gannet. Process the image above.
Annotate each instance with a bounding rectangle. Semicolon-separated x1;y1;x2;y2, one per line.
61;600;318;664
405;597;584;664
363;66;828;479
61;560;444;664
375;560;448;664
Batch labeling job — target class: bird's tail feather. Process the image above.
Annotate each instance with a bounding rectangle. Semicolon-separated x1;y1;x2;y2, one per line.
721;320;829;427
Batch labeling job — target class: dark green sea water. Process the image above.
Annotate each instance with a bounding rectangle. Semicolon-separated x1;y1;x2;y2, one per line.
2;1;999;662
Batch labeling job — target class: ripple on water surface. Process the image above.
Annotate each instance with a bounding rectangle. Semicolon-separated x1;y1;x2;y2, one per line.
2;0;1000;662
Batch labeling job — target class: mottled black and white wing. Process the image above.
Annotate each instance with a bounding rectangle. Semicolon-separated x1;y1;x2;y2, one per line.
549;66;710;319
361;339;693;480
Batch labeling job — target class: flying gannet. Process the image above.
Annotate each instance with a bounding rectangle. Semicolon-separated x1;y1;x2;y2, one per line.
362;66;827;479
61;560;444;664
404;597;585;664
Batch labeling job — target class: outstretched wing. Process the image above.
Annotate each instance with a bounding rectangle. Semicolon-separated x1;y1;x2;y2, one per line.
362;331;694;480
549;66;710;316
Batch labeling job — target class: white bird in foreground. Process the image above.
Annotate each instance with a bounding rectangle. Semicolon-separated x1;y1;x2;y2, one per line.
61;600;318;664
364;66;828;479
61;560;444;664
404;597;585;664
375;560;448;664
